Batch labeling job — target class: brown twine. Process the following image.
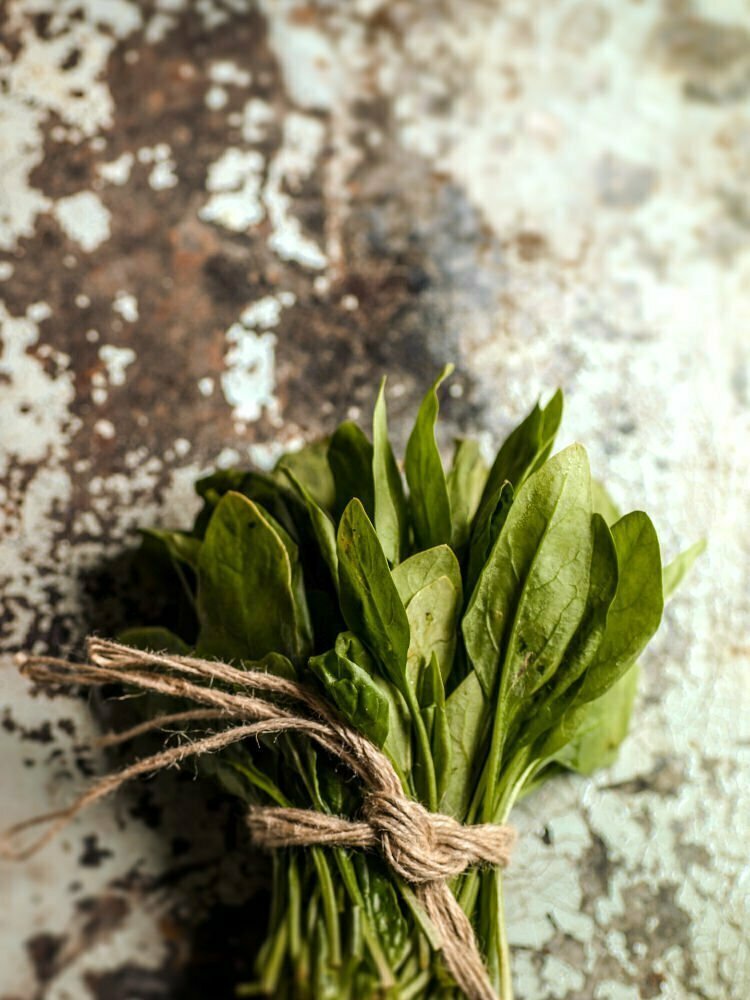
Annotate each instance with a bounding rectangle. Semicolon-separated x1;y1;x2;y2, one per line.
0;639;515;1000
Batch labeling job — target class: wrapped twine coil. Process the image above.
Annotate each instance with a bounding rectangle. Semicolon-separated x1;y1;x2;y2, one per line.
1;639;515;1000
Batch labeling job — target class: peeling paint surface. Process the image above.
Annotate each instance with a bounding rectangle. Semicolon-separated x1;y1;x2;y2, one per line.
0;2;748;998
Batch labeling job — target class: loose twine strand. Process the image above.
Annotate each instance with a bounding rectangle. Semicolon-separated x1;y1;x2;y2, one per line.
0;639;515;1000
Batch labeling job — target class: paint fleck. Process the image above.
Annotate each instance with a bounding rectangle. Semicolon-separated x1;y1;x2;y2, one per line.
201;148;265;232
98;152;135;186
112;292;139;323
53;192;112;252
98;345;136;386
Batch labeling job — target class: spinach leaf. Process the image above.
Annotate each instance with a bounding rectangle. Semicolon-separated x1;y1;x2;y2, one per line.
337;499;410;689
514;512;618;749
142;529;201;571
463;444;593;728
556;664;640;774
118;625;191;654
309;646;390;749
447;438;489;550
197;492;311;662
419;652;451;802
404;365;453;550
391;544;462;608
577;510;663;705
372;378;408;565
442;670;488;820
475;390;563;531
464;480;514;600
283;468;339;590
405;575;460;684
663;539;705;599
275;439;335;511
591;478;621;526
333;632;412;777
328;422;375;520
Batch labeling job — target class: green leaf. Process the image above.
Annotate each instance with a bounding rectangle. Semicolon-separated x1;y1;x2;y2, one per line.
197;492;311;662
514;513;619;749
117;626;191;654
405;575;460;684
283;468;339;589
591;478;621;526
404;365;453;549
142;529;201;571
463;444;593;724
557;664;640;774
420;652;451;801
475;390;563;529
354;856;410;970
465;480;514;600
193;469;301;541
447;438;489;550
332;632;412;777
337;499;410;689
309;646;390;749
391;544;462;608
195;467;247;501
441;670;488;820
663;539;705;599
577;511;663;705
275;439;335;511
328;422;375;520
372;378;408;564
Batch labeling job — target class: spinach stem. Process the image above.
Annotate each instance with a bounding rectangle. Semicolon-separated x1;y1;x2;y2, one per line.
311;848;341;968
403;683;438;812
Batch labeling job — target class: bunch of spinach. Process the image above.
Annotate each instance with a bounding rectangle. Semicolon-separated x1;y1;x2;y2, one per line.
122;366;701;999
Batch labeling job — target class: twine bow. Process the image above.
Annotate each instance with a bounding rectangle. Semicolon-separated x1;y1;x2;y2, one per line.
1;639;515;1000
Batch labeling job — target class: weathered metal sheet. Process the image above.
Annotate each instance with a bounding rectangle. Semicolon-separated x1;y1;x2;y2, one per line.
1;2;748;998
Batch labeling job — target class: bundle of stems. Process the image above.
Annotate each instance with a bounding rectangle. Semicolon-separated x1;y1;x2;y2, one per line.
117;367;700;998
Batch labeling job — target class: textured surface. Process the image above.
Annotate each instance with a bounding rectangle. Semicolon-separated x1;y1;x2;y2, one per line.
1;1;748;998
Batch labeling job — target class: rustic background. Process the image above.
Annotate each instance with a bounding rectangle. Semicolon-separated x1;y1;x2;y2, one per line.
1;1;748;998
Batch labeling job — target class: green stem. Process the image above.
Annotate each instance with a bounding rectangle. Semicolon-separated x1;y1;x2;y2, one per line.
311;848;341;968
403;683;438;811
482;701;508;822
495;871;513;1000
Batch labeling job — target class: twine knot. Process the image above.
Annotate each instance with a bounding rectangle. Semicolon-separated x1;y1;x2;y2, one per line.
363;792;513;884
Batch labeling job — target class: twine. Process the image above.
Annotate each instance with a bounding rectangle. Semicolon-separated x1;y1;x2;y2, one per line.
1;639;515;1000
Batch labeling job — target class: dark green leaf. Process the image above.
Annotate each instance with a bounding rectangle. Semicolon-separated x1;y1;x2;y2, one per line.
197;492;311;661
404;365;453;549
465;481;514;600
372;378;408;564
309;646;390;749
515;513;619;749
143;529;201;571
283;468;339;589
337;499;410;689
475;390;563;529
328;422;375;520
354;856;410;970
275;439;335;511
463;445;593;724
577;511;663;704
332;632;412;777
117;626;190;654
